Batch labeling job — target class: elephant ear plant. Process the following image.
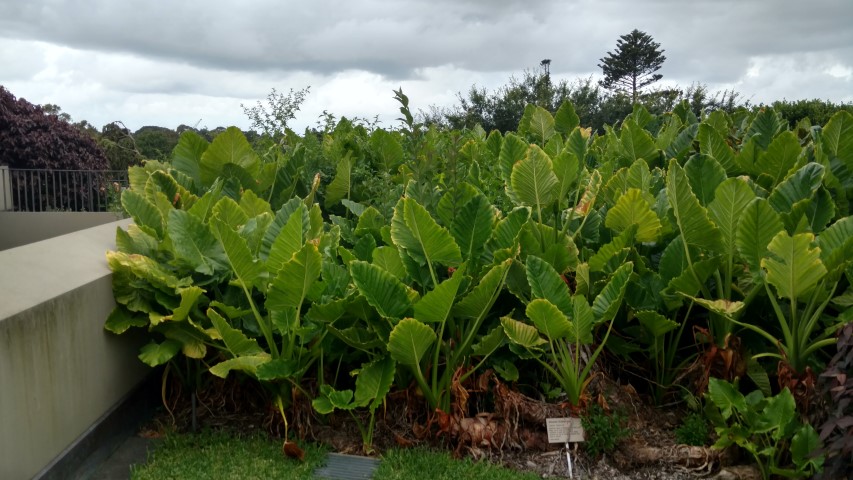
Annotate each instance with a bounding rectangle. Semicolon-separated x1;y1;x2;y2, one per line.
105;128;331;446
502;259;633;408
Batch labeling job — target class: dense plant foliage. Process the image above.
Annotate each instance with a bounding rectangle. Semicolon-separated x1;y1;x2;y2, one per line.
706;378;823;478
105;92;853;472
0;86;108;170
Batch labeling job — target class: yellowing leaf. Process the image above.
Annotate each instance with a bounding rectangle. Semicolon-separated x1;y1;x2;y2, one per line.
605;188;662;242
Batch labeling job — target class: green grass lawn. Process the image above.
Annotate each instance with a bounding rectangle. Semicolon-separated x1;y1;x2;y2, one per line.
131;430;540;480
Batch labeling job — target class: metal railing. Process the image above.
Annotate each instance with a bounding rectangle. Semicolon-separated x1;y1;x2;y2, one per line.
0;167;128;212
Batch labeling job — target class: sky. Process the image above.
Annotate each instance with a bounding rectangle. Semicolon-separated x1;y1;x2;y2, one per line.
1;0;851;133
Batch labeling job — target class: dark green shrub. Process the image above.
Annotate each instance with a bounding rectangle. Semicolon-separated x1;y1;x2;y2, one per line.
581;405;630;457
674;412;709;446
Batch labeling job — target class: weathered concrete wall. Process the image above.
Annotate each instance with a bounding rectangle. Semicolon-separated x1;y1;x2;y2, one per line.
0;212;125;251
0;219;150;480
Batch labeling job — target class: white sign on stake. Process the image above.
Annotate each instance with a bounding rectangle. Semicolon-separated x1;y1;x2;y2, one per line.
545;417;585;443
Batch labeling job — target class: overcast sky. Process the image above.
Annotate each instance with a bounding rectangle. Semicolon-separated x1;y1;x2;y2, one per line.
1;0;851;132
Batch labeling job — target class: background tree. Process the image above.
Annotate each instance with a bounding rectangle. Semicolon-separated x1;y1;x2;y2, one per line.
598;29;666;103
242;87;310;142
99;121;142;171
440;64;572;133
134;125;179;160
0;86;108;170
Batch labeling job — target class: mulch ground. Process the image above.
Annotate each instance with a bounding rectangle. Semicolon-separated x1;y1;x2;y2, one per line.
138;371;759;479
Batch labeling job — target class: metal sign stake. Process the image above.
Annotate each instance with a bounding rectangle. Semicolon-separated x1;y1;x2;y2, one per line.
565;441;573;478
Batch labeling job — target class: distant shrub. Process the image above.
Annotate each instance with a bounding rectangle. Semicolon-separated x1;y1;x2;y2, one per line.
0;86;108;170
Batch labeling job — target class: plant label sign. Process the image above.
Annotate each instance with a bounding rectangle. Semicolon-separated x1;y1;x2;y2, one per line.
546;417;584;443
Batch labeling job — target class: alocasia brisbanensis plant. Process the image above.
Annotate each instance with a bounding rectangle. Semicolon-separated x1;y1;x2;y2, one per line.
706;378;824;479
502;260;633;407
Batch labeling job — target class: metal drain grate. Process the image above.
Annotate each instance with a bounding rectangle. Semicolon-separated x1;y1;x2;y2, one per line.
314;452;381;479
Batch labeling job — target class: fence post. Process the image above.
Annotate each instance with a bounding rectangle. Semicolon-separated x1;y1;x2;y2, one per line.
0;166;12;211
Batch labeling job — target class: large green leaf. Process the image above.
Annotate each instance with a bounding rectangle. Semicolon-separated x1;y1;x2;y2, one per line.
666;159;722;252
138;340;182;367
168;209;227;275
635;310;679;338
209;354;270;378
349;260;413;319
554;101;580;136
436;183;478;228
761;231;827;301
698;123;737;173
591;262;633;322
525;256;573;316
212;196;248;229
453;259;511;320
106;251;190;291
414;267;464;324
790;424;822;471
471;325;506;357
211;217;263;289
239;190;272;218
552;151;579;206
199;127;260;187
187;180;223;222
499;133;528;186
708;178;756;264
529;106;555;144
818;216;853;274
486;207;530;253
266;243;323;311
658;235;693;283
161;322;208;359
754;131;802;187
685;155;726;206
371;246;407;280
325;153;353;208
687;297;745;317
767;163;824;214
115;224;159;257
570;295;595;344
171;130;209;188
122;190;164;238
391;197;462;269
820;110;853;186
261;198;308;259
500;317;546;349
758;388;796;436
510;145;559;211
736;198;784;277
526;299;572;340
354;355;396;410
266;204;307;273
708;377;746;419
746;108;785;150
208;308;263;356
621;120;658;165
104;306;148;334
605;188;662;242
588;224;636;273
450;194;494;265
668;257;720;297
170;286;205;322
313;386;355;414
387;318;436;366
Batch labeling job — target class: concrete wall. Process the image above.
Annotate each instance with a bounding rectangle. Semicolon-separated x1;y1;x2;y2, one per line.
0;219;150;480
0;211;125;251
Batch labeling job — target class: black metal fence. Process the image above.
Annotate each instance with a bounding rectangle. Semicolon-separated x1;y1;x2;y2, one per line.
0;168;129;212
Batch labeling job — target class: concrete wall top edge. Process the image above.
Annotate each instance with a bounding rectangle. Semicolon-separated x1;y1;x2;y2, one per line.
0;218;132;320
